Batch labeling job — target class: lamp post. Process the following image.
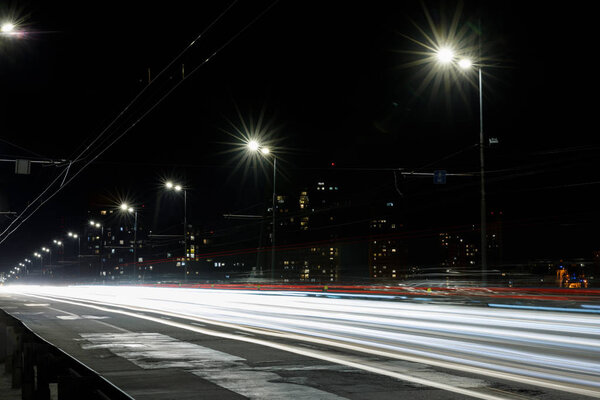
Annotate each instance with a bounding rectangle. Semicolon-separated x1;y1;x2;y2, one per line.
120;203;138;281
23;259;31;276
435;47;487;283
67;232;81;278
42;247;51;262
165;181;188;281
67;232;80;258
247;140;277;281
41;247;51;271
33;253;42;273
89;221;105;278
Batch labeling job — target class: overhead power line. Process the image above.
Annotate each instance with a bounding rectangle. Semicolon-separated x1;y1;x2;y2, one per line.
0;0;280;247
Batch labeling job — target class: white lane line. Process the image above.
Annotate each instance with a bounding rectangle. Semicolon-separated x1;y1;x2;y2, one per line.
49;306;129;333
56;315;81;320
82;315;110;320
19;293;515;400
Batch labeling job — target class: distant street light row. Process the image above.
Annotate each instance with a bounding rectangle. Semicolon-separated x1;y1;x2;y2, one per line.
5;178;192;283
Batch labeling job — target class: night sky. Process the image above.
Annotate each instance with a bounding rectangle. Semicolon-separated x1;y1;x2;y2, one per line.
1;1;598;271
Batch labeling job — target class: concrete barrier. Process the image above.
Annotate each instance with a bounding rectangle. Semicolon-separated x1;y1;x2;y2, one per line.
0;310;132;400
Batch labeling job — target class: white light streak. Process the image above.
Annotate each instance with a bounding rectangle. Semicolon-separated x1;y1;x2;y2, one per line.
3;285;599;397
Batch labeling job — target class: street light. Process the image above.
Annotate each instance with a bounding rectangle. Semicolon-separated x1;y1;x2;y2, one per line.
247;140;277;280
67;232;80;253
434;46;488;283
165;181;188;281
67;231;81;279
89;221;105;277
120;203;138;280
0;21;24;38
33;252;43;273
0;22;15;33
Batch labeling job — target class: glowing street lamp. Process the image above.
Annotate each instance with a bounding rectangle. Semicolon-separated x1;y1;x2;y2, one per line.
436;47;454;64
67;231;81;275
247;140;260;152
458;58;472;69
247;140;277;280
120;203;139;280
33;252;43;270
433;45;488;282
165;181;188;280
0;22;15;33
89;220;105;275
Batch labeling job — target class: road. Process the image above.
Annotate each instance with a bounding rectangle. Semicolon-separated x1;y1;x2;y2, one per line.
1;284;599;399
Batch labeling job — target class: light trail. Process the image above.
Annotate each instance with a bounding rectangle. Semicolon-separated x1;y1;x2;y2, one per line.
3;285;600;398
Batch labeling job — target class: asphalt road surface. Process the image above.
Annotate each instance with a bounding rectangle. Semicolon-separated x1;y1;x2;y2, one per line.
1;285;599;399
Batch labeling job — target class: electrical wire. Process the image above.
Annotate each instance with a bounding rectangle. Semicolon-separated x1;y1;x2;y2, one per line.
0;0;280;248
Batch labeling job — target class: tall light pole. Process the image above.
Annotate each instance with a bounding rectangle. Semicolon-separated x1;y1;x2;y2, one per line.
67;232;81;278
67;232;81;264
435;48;487;283
52;240;64;275
165;181;188;281
41;247;51;275
120;203;138;281
247;140;277;280
89;220;104;278
23;259;31;276
67;232;80;255
33;252;43;273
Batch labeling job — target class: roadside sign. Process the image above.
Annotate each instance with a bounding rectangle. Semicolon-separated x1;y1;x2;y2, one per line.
15;159;31;175
433;170;447;184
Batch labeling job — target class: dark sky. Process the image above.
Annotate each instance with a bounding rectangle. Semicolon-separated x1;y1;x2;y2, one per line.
1;1;598;270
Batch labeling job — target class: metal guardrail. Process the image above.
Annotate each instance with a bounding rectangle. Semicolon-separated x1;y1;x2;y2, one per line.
0;310;133;400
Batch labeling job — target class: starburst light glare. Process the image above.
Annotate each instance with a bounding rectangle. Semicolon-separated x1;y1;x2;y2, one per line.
436;47;454;64
1;22;15;33
247;140;260;152
458;58;472;69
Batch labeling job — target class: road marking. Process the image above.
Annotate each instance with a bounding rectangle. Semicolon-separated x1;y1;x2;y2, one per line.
57;315;81;320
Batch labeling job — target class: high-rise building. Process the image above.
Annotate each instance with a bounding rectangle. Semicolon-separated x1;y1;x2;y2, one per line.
439;232;479;269
85;208;144;280
277;180;343;283
487;210;504;269
368;216;406;280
